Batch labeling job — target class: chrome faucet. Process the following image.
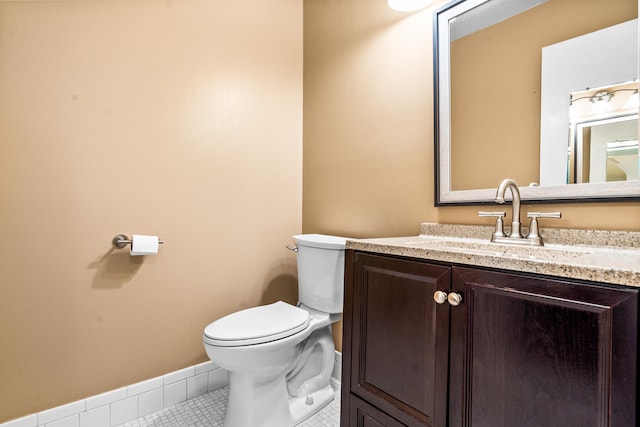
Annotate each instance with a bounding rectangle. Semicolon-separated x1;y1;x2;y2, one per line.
494;178;523;238
478;178;561;246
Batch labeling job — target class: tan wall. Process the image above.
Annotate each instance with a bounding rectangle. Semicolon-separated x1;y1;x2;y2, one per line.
303;0;436;240
0;0;302;422
303;0;640;351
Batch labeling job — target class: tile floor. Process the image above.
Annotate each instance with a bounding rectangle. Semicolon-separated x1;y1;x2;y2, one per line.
118;380;340;427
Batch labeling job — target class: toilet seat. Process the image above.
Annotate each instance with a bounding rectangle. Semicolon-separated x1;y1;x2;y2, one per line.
203;301;310;347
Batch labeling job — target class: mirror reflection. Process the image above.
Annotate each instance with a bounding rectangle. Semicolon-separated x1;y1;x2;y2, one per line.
569;82;639;185
571;115;639;184
435;0;639;204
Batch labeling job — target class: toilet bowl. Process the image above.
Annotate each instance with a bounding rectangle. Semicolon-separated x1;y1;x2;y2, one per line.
203;302;340;427
202;234;347;427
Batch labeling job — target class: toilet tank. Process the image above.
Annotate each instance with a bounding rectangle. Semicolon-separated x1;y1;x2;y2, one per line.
293;234;347;314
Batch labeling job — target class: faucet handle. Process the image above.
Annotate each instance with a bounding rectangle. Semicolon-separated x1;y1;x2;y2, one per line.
478;211;506;238
527;212;561;220
526;212;561;245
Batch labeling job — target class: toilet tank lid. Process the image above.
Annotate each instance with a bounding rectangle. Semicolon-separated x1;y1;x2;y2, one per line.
203;301;310;345
293;234;347;250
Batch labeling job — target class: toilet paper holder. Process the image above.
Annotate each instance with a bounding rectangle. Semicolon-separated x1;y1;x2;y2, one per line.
112;234;165;249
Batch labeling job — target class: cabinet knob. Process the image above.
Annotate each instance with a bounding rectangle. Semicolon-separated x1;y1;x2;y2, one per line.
447;292;463;306
433;290;448;304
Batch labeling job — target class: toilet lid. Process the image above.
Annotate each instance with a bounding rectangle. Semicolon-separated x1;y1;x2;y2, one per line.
203;301;310;346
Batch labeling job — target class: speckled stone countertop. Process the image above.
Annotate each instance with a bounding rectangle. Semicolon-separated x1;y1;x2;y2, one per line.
345;223;640;288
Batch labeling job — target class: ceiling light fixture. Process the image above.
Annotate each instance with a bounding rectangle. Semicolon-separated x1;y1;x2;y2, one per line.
388;0;434;12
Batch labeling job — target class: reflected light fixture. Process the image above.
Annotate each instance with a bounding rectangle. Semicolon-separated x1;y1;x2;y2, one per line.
388;0;435;12
590;90;613;103
571;86;639;116
607;139;639;153
624;90;639;109
589;90;614;115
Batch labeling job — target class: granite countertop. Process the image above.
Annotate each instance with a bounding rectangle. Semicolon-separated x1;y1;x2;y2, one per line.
345;223;640;288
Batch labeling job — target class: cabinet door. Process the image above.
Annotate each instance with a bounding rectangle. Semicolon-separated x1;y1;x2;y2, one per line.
347;253;451;427
451;267;638;427
350;395;409;427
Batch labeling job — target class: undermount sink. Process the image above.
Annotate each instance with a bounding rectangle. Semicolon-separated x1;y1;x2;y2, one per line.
416;236;594;260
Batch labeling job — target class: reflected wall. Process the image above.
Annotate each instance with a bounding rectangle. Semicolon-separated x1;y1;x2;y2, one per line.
449;0;637;191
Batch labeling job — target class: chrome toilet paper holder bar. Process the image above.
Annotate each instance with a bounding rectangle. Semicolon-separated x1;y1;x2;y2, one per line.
112;234;164;249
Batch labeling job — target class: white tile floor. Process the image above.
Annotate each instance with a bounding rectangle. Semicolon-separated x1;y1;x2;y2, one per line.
118;380;340;427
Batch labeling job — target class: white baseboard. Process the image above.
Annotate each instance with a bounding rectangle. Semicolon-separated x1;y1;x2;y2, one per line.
1;361;228;427
2;351;342;427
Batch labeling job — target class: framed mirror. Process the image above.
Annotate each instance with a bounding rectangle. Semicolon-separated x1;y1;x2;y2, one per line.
434;0;639;205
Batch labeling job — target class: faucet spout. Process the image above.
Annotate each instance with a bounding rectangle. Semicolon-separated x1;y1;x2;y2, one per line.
495;178;522;238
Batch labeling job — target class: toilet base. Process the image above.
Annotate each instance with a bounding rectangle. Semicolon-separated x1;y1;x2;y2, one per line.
225;371;293;427
223;374;335;427
290;383;335;425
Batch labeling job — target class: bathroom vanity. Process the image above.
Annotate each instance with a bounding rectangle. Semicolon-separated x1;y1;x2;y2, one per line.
340;224;640;426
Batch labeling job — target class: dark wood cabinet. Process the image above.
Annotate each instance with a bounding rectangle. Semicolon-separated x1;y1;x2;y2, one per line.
345;252;451;426
341;250;639;427
349;395;408;427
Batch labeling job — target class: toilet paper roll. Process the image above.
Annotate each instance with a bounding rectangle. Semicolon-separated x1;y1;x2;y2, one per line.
130;234;159;256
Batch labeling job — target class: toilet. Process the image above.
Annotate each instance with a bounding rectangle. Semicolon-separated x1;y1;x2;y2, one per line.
202;234;347;427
